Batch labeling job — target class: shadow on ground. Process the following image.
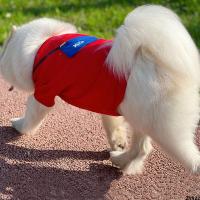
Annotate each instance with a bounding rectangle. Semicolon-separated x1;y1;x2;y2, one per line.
0;126;110;162
0;126;121;200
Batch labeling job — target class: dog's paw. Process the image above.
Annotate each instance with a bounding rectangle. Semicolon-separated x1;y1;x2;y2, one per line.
110;150;129;169
122;157;144;175
11;117;26;134
110;150;145;175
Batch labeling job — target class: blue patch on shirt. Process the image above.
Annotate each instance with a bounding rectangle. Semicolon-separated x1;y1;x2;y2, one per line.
60;35;98;58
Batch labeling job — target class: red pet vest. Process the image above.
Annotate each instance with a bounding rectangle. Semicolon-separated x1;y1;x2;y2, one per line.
33;33;127;116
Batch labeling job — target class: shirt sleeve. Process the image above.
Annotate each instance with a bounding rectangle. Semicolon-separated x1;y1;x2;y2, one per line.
34;82;56;107
33;70;65;107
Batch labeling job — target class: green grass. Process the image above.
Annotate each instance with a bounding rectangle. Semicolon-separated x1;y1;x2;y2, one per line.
0;0;200;47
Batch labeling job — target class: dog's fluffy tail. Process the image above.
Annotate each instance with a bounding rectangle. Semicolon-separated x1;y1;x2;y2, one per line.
106;5;200;84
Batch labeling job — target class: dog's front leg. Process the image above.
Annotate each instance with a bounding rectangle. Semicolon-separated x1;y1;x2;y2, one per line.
11;95;52;134
101;115;129;151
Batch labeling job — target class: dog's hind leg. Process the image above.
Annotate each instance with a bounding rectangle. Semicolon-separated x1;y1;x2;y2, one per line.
109;49;200;174
123;83;199;174
102;115;128;151
148;87;200;173
11;95;52;134
110;131;152;174
123;79;200;174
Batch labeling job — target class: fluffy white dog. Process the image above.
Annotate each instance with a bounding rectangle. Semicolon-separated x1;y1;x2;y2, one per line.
0;5;200;175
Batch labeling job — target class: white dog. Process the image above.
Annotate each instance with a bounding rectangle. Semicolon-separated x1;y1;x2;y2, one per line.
0;5;200;175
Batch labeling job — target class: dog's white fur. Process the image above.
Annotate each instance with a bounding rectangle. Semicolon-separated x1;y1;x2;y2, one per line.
0;5;200;175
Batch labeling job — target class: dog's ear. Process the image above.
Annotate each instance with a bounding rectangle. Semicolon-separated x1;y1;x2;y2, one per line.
12;25;17;33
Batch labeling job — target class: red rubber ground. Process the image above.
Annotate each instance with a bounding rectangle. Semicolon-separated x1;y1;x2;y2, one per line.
0;77;199;200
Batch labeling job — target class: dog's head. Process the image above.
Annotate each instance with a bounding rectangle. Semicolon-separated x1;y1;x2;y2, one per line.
0;25;17;60
0;18;77;92
0;23;35;92
0;26;18;86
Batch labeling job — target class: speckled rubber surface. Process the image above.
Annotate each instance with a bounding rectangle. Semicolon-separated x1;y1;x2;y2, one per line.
0;77;200;200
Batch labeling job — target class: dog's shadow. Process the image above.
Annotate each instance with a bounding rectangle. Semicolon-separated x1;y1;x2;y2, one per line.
0;126;121;200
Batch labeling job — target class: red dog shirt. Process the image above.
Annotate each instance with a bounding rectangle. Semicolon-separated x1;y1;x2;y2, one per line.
33;33;127;116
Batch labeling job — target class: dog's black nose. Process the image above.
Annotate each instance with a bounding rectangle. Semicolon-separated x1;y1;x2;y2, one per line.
8;86;14;91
